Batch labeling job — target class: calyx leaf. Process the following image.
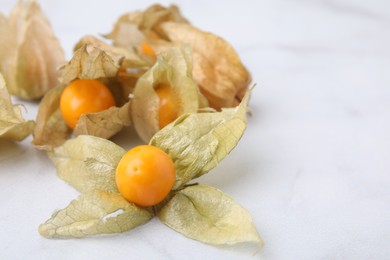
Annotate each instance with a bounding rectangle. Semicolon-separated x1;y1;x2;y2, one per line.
73;101;131;139
158;185;263;246
32;85;70;150
60;44;121;83
48;135;125;193
39;190;152;239
150;90;250;189
0;73;34;141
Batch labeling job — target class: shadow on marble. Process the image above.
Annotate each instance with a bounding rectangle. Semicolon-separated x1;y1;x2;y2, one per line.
197;155;264;192
110;126;144;150
214;240;263;257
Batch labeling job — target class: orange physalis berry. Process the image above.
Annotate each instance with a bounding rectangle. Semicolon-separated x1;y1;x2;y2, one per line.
60;79;116;129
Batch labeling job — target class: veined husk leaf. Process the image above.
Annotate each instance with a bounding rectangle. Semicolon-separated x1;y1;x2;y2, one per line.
150;90;250;189
132;47;208;143
159;22;251;110
74;35;151;100
0;0;64;100
48;135;125;193
74;35;136;62
0;73;34;141
39;190;152;239
74;35;150;69
60;44;121;84
106;4;188;50
32;85;70;150
159;185;263;246
73;101;131;139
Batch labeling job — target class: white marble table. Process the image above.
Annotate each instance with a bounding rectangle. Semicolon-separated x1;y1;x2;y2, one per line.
1;0;389;259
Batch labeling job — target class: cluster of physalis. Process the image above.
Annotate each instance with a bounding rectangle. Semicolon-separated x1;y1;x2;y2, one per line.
0;0;263;248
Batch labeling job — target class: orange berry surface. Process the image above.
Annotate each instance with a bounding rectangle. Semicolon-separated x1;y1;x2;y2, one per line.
140;42;156;58
60;79;116;129
115;145;176;207
155;83;180;129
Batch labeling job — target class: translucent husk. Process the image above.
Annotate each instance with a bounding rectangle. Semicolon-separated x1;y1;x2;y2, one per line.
158;22;251;110
59;44;121;84
131;47;208;143
159;185;263;246
71;36;151;101
32;85;70;150
150;89;251;189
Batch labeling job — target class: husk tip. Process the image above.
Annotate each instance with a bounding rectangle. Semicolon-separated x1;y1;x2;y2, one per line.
38;223;53;238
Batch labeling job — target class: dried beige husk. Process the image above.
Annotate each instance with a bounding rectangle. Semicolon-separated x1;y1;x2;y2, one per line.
159;22;251;110
32;85;70;150
0;73;34;141
131;47;208;143
159;185;263;246
74;35;131;58
73;102;131;142
105;4;188;51
74;35;152;101
73;35;150;69
39;190;152;239
0;0;64;100
48;135;125;193
59;44;121;84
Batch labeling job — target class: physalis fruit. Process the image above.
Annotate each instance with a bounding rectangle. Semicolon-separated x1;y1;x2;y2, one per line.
115;145;176;206
59;79;116;129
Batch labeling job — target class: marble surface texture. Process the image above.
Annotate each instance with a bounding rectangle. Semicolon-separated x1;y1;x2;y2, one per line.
1;0;389;259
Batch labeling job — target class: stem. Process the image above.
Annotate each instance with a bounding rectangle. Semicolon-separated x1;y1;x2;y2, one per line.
173;182;199;192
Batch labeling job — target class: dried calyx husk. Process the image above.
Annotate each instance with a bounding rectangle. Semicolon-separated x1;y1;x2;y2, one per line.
158;22;251;110
32;40;134;150
131;46;208;143
32;85;70;150
0;73;34;141
39;90;263;249
105;4;188;53
106;4;251;110
73;35;151;101
0;0;64;100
